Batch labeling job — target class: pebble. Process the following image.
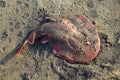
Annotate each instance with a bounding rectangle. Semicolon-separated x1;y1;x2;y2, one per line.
87;0;94;8
17;31;23;37
16;0;22;5
1;32;8;39
100;63;113;71
118;38;120;44
23;63;29;68
0;0;6;8
1;47;6;53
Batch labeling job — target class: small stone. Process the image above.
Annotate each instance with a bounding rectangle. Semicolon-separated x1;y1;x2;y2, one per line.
15;21;20;29
44;73;48;78
117;38;120;44
32;74;39;79
0;0;6;8
87;0;94;8
21;73;29;80
24;13;29;17
23;63;29;68
90;10;98;19
23;2;29;9
100;33;108;43
1;31;8;39
14;8;19;14
17;31;22;37
9;28;14;32
16;0;22;5
1;47;6;53
9;22;13;26
9;38;12;43
0;14;2;17
100;63;113;71
21;22;26;26
22;13;29;19
99;0;104;1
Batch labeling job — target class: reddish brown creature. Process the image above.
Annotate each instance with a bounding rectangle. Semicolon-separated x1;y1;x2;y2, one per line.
16;15;100;63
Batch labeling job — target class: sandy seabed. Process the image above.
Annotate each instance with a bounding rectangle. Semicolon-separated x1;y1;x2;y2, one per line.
0;0;120;80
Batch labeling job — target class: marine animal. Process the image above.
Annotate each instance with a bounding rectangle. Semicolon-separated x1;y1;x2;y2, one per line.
16;15;100;63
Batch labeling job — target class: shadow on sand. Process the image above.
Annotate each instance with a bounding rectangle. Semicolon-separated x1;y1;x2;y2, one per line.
0;39;51;65
0;46;17;65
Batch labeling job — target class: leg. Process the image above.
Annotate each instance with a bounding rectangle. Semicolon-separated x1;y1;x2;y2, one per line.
16;31;49;55
16;32;36;55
